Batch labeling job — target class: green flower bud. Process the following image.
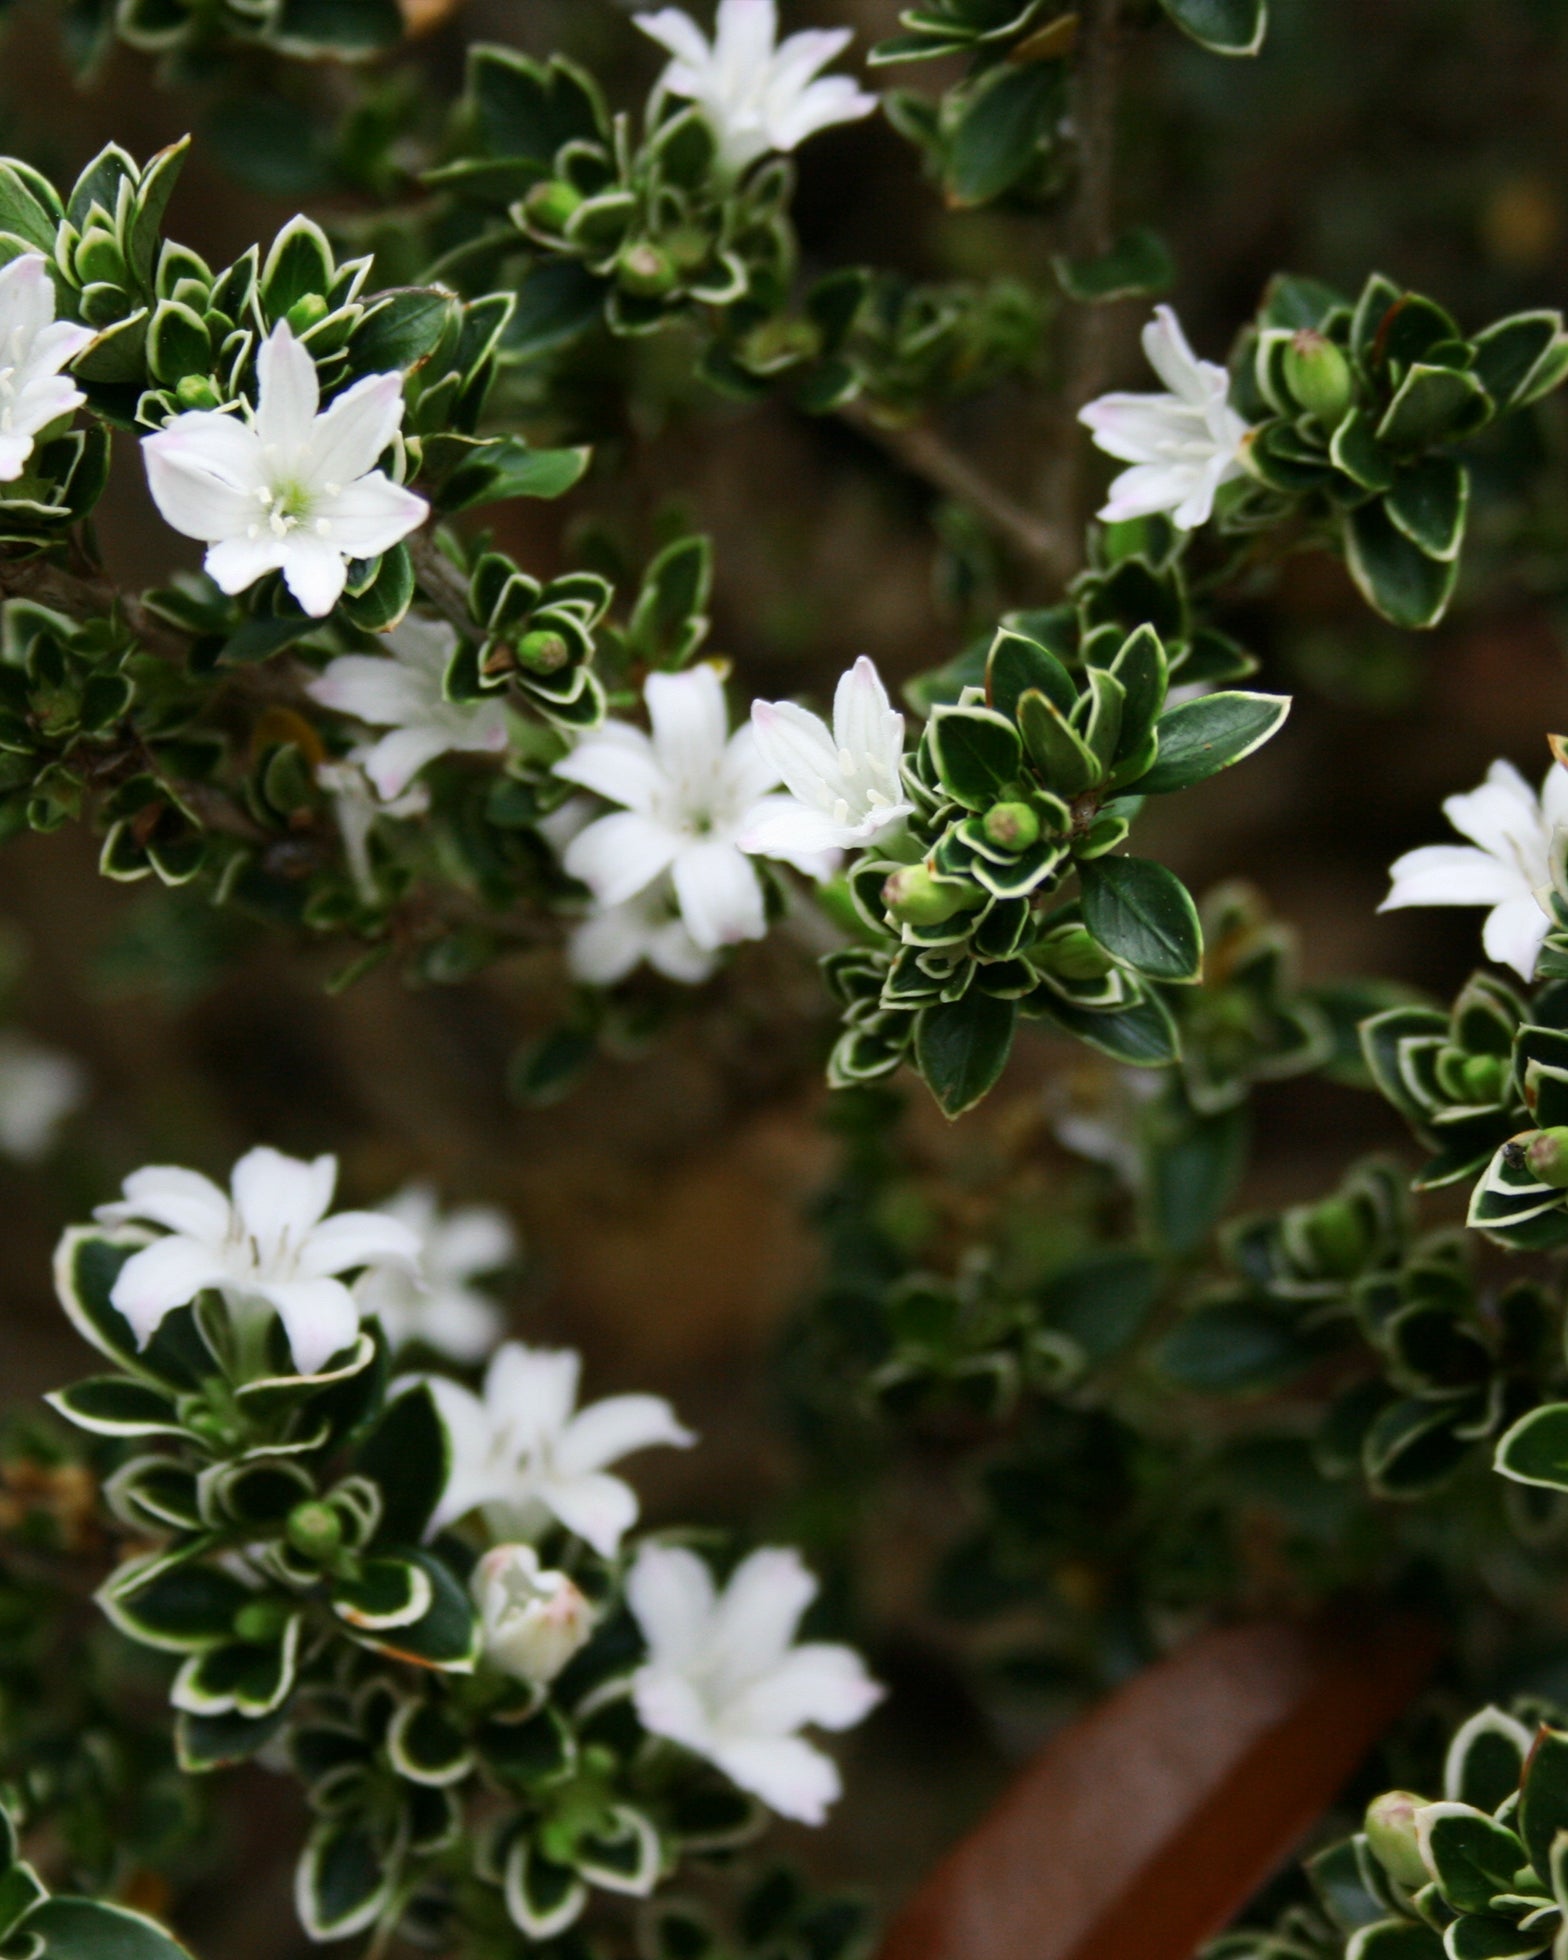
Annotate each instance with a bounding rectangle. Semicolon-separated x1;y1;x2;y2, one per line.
1038;926;1113;982
73;230;126;290
233;1596;293;1644
175;374;223;411
982;802;1041;852
516;629;571;674
1363;1790;1430;1892
663;226;712;274
616;242;679;300
881;864;975;927
523;179;584;234
286;1500;344;1562
1459;1052;1506;1104
1304;1195;1371;1276
284;292;330;335
1283;329;1353;422
1524;1125;1568;1188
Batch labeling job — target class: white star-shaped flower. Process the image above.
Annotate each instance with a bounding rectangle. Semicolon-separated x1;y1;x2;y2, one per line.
0;1029;86;1163
539;798;718;986
420;1341;695;1557
1079;305;1249;531
1380;758;1568;982
355;1182;515;1363
141;319;428;618
741;655;912;860
96;1146;422;1376
553;664;825;955
635;0;876;174
0;254;92;482
627;1543;883;1825
308;615;511;798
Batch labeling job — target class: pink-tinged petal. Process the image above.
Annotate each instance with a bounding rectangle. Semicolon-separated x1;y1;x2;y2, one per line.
564;810;682;907
712;1547;816;1672
554;723;664;812
204;534;289;597
751;698;839;808
0;254;57;340
309;653;432;728
144;432;267;541
739;796;850;861
833;656;901;767
1483;894;1551;982
258;1276;360;1376
646;665;731;782
728;1642;884;1737
544;1469;639;1556
361;725;454;800
280;535;350;618
627;1544;717;1659
100;1164;232;1240
721;722;783;812
714;0;778;75
766;74;876;150
712;1734;841;1825
672;840;765;949
308;372;405;489
298;1208;421;1279
33;318;95;368
767;25;853;93
633;1665;715;1754
1381;844;1523;911
1080;392;1196;463
484;1341;580;1446
556;1393;695;1477
315;474;428;558
255;320;320;453
1098;461;1197;525
0;433;33;480
634;6;714;66
109;1235;232;1343
232;1147;338;1252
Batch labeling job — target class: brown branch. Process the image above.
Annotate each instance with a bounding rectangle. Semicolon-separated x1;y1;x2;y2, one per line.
407;528;478;638
0;552;191;662
840;402;1075;579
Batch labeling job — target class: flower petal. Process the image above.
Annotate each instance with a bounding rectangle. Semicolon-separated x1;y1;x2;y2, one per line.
544;1470;639;1556
144;428;266;541
711;1733;841;1825
634;5;714;67
671;840;766;949
484;1342;581;1449
727;1642;884;1737
1380;843;1524;910
554;722;664;813
750;699;838;811
564;810;682;908
421;1375;500;1532
738;795;850;861
298;1208;421;1279
204;533;289;597
231;1147;338;1257
255;320;321;453
647;666;731;784
259;1276;360;1377
1483;894;1550;982
280;535;351;618
99;1164;232;1240
307;372;406;489
626;1544;717;1661
315;473;428;558
360;725;456;800
109;1235;232;1344
711;1547;815;1674
556;1393;695;1477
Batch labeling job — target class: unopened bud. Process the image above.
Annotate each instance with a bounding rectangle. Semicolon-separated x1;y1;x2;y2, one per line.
523;179;584;233
881;863;974;928
1524;1125;1568;1188
1283;330;1353;423
1040;926;1112;982
616;242;678;300
1459;1053;1506;1104
286;1500;344;1562
284;292;330;336
472;1544;593;1686
516;629;570;674
982;801;1041;852
233;1595;294;1645
1305;1195;1371;1276
175;374;222;410
1364;1790;1430;1892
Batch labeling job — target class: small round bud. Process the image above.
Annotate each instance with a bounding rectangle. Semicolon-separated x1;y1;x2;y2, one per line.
74;230;126;289
1459;1052;1506;1104
283;292;330;335
516;629;571;675
881;863;973;928
175;374;223;411
233;1596;293;1644
473;1544;594;1687
523;179;584;233
1305;1195;1371;1277
1039;926;1113;982
286;1500;344;1562
1364;1790;1430;1892
982;802;1041;852
1524;1125;1568;1188
616;242;679;300
1283;330;1353;423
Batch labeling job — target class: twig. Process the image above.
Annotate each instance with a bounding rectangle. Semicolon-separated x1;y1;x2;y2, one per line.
839;401;1075;579
407;528;478;638
1039;0;1124;551
0;552;191;661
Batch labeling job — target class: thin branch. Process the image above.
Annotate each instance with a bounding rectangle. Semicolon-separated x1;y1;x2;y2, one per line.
407;528;478;638
839;401;1075;579
0;553;190;661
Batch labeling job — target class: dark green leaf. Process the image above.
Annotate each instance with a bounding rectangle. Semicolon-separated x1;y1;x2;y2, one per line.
1345;500;1459;629
1054;228;1174;304
948;62;1058;206
1158;0;1266;54
1080;855;1202;981
914;993;1017;1118
1137;692;1291;794
927;705;1023;810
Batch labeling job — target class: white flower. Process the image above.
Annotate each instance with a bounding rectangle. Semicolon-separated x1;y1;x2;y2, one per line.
316;750;430;903
0;1030;85;1162
141;319;428;618
472;1543;593;1685
355;1182;514;1363
1079;305;1249;531
97;1146;421;1376
1380;758;1568;982
741;655;912;860
421;1340;695;1556
308;615;510;798
569;881;718;987
635;0;877;175
627;1543;883;1825
0;254;92;481
553;664;823;954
